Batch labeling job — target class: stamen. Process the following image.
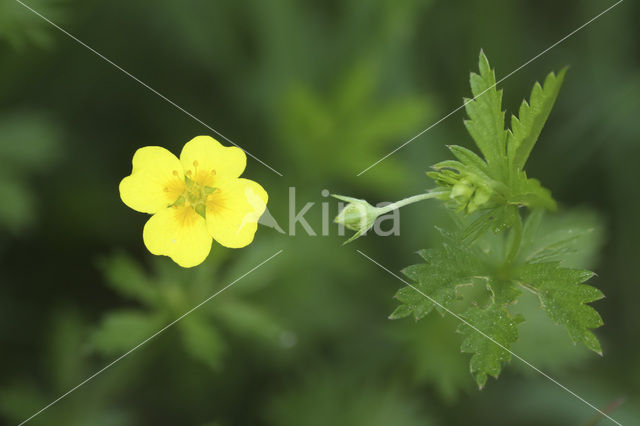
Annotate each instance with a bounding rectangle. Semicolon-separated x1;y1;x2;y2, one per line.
186;170;193;176
193;160;199;167
211;169;216;175
163;187;169;192
172;170;179;176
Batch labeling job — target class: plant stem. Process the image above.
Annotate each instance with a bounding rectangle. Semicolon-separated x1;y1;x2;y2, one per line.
378;191;447;215
505;209;523;264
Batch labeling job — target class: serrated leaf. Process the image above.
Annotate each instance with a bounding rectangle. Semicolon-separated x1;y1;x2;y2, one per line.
393;246;483;320
508;68;567;171
428;51;561;224
389;304;414;320
458;305;523;388
516;263;604;354
447;145;490;176
510;291;592;374
463;51;507;170
509;173;556;211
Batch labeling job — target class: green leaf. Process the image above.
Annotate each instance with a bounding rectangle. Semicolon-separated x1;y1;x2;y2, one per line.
490;205;518;233
388;304;414;320
391;314;472;402
519;209;604;268
90;310;162;356
180;316;226;370
459;210;496;245
486;279;521;306
508;68;567;171
510;291;592;374
393;246;484;320
211;299;286;342
428;51;561;226
463;51;507;170
458;305;523;388
99;253;158;306
0;0;71;50
509;172;556;211
516;263;604;354
447;145;490;176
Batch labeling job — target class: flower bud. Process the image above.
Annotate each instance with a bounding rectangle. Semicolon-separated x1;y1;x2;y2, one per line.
450;178;474;204
467;185;491;213
332;195;382;244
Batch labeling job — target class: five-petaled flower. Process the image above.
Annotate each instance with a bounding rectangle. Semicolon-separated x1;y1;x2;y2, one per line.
119;136;268;267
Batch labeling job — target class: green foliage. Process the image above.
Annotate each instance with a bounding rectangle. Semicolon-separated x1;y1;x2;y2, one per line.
390;314;473;402
508;68;567;171
459;305;523;389
0;112;61;234
4;1;636;424
428;51;562;224
517;208;604;267
90;252;286;369
277;58;431;189
390;245;485;320
0;0;70;50
394;210;605;388
0;311;134;426
393;53;606;388
516;263;604;354
266;367;435;426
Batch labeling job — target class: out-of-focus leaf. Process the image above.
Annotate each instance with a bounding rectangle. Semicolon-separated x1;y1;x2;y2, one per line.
519;208;604;268
0;310;134;425
0;178;36;232
0;112;61;233
180;316;226;370
90;310;162;356
99;253;157;306
210;299;286;344
391;314;472;402
0;0;70;50
267;368;434;426
276;60;431;189
0;113;60;170
0;382;46;422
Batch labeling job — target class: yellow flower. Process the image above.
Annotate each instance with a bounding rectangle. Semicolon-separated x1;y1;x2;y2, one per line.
119;136;268;267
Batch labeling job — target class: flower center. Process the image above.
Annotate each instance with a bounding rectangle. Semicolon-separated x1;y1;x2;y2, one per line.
169;162;217;217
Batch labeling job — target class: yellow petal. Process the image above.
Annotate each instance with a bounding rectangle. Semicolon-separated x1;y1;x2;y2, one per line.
143;206;212;267
206;179;268;248
180;136;246;185
120;146;186;214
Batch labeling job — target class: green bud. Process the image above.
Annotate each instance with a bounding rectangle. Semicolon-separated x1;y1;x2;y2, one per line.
450;178;474;203
467;186;491;213
332;194;382;244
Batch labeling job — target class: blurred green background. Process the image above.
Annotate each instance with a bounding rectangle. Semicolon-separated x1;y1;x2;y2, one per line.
1;0;639;424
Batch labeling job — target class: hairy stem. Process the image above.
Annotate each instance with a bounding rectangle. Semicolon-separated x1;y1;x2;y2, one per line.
378;191;447;215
